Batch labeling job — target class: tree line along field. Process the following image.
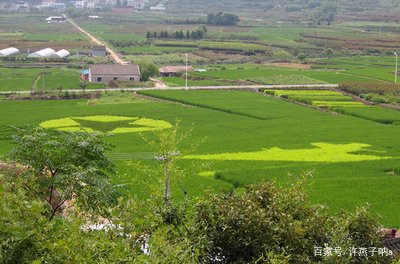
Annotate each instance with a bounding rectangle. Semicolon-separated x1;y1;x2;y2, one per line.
0;90;399;225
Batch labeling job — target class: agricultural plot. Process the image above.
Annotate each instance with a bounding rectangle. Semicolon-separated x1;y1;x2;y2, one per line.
313;56;398;82
0;90;400;225
265;89;400;125
0;67;103;92
0;14;90;51
0;68;41;91
189;65;375;85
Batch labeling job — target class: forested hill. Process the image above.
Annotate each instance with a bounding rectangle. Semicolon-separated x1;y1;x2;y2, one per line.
162;0;400;22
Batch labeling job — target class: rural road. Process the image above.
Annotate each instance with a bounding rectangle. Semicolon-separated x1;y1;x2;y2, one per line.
66;15;128;65
0;84;339;95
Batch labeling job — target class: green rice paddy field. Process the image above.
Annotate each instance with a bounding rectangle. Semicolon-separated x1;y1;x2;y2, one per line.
0;90;400;225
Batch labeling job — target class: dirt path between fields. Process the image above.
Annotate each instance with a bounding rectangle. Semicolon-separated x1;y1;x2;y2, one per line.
150;78;168;88
66;15;128;65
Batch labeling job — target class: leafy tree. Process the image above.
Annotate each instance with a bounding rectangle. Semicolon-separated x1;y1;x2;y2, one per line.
314;1;338;25
139;62;159;82
7;126;117;220
79;80;88;93
207;12;240;26
297;52;307;63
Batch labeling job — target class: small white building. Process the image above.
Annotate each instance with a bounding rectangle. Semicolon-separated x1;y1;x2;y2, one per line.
28;48;56;58
150;3;166;10
75;0;85;8
127;0;145;9
45;16;66;23
0;47;19;57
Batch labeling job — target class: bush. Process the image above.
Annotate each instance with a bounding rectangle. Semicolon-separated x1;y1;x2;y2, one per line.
360;93;390;104
194;178;390;263
339;82;400;96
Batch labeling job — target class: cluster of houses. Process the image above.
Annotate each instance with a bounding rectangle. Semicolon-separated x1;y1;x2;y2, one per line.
82;64;193;84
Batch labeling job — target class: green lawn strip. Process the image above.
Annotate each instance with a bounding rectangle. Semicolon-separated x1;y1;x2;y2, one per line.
161;77;234;87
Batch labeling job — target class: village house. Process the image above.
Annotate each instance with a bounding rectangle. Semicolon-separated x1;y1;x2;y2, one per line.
127;0;145;9
159;65;193;77
92;46;107;57
88;64;141;83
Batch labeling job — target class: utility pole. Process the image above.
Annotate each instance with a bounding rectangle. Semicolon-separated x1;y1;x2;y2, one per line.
42;56;45;90
394;52;398;84
185;53;188;89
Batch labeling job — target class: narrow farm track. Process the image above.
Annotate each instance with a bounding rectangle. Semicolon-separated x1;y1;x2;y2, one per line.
65;15;128;65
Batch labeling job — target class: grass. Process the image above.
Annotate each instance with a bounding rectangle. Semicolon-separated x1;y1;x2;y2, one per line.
0;67;106;92
0;91;400;225
0;68;41;91
162;77;233;86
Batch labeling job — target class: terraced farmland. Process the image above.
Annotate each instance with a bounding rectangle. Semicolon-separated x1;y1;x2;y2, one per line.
265;89;400;125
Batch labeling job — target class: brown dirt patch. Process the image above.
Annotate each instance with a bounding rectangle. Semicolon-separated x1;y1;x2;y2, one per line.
267;62;311;69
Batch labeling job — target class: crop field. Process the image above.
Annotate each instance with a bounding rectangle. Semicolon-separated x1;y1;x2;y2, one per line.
0;67;42;91
313;56;398;82
265;89;400;125
0;67;104;91
187;64;376;85
1;90;399;224
0;14;90;51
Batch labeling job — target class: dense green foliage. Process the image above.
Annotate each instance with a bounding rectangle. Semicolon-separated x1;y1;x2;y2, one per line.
206;12;240;26
195;179;391;263
138;62;159;82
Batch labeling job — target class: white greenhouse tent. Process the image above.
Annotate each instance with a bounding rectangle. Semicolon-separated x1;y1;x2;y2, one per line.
0;47;19;57
28;48;56;58
51;49;70;58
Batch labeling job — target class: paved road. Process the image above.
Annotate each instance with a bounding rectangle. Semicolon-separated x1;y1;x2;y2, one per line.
0;84;339;95
66;16;128;65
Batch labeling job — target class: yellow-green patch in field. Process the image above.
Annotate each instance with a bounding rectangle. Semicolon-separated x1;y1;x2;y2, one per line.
40;115;172;134
185;142;393;163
